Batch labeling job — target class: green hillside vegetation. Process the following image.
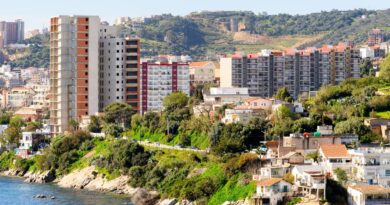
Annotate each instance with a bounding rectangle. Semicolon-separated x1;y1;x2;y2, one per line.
138;9;390;59
7;34;50;68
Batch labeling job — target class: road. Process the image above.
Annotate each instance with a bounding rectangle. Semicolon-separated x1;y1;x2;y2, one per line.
137;140;208;153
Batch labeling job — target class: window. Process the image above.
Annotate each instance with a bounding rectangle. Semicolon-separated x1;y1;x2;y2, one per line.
126;71;137;76
126;87;137;92
127;95;137;99
126;79;137;84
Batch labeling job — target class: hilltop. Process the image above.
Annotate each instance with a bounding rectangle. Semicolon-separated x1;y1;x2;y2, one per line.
3;9;390;68
138;9;390;60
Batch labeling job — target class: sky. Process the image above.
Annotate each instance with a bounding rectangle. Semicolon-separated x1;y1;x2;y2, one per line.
1;0;390;31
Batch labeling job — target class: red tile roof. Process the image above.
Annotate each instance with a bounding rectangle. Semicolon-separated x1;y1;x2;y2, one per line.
320;144;349;158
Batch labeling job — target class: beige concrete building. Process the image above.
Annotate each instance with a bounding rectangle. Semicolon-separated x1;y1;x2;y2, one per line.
50;15;140;134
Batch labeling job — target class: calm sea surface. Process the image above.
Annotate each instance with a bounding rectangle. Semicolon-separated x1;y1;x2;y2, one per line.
0;176;133;205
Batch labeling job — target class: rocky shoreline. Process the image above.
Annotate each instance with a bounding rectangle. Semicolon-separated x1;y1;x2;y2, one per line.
1;166;250;205
0;166;179;205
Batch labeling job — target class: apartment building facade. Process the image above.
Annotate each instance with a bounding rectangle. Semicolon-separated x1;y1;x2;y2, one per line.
349;148;390;187
50;15;140;134
368;29;385;46
220;43;360;98
140;59;190;113
98;25;140;111
0;20;24;48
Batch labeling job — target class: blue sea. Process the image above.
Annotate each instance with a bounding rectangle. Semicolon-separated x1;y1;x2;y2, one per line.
0;176;133;205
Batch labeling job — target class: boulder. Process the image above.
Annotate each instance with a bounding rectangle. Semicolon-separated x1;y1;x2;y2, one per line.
132;188;160;205
24;170;55;183
57;166;96;189
158;199;178;205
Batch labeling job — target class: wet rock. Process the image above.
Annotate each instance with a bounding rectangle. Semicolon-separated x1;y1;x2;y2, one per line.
131;188;160;205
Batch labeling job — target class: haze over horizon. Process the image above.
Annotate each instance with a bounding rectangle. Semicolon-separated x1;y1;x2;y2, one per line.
1;0;390;31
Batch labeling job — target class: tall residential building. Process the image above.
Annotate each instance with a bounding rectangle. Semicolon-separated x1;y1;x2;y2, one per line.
0;20;24;48
50;16;101;134
98;26;140;111
50;15;140;134
140;58;190;113
368;29;384;46
220;43;360;98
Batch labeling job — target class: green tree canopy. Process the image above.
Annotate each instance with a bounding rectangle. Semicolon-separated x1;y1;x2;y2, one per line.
103;102;135;128
274;87;293;102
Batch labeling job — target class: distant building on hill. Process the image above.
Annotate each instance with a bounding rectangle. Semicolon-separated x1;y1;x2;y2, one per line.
368;29;385;46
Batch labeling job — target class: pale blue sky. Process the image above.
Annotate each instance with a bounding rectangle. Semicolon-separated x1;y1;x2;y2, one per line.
0;0;390;30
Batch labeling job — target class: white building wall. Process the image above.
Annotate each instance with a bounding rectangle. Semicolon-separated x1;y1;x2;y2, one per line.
220;58;233;87
87;16;101;115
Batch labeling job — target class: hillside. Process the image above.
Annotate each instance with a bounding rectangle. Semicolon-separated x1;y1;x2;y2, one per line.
138;9;390;59
4;9;390;67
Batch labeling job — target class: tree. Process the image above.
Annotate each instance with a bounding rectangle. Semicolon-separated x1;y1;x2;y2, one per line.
292;118;317;133
305;151;319;162
103;124;124;138
68;119;79;132
283;173;295;184
142;112;160;131
25;121;42;132
88;116;102;133
162;92;191;135
334;168;348;184
9;116;25;128
103;102;135;128
274;87;293;102
0;126;21;147
379;54;390;81
163;92;189;113
131;114;142;130
0;113;11;125
334;117;370;137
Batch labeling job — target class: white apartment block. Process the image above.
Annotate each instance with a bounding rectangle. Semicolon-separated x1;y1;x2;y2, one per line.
349;148;390;187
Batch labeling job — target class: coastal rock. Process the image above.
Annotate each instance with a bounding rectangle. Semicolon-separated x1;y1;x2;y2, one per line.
58;166;140;196
158;198;178;205
58;166;96;189
24;170;55;183
2;169;25;177
131;188;160;205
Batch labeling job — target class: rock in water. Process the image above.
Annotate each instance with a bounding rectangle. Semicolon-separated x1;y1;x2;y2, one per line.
132;188;160;205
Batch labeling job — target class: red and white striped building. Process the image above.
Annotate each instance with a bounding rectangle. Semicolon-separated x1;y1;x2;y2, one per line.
140;59;190;113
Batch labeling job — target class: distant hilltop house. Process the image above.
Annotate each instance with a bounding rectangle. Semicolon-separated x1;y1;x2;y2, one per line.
364;118;390;141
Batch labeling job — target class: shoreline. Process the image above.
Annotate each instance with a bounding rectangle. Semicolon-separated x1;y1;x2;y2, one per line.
0;167;167;205
0;174;130;199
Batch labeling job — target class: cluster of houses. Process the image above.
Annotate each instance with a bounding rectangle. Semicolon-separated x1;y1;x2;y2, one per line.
0;65;51;158
252;125;390;205
0;65;49;121
193;87;304;124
